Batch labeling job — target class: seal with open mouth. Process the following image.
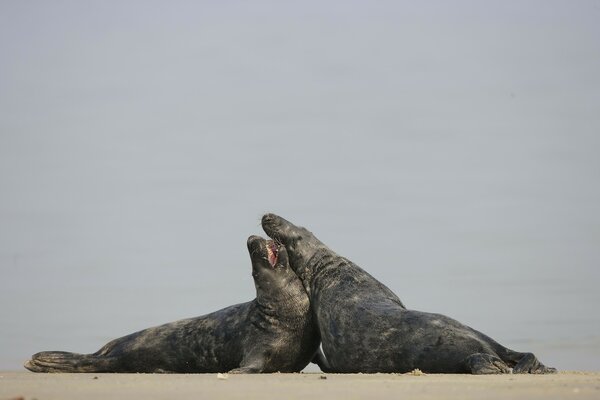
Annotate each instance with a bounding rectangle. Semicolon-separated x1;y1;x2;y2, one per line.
262;213;556;374
24;235;319;373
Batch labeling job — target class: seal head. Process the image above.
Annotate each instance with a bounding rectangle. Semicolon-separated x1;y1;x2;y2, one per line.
246;235;310;316
261;214;329;295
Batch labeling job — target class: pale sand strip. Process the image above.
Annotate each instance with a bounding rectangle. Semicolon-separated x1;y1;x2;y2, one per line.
1;371;599;400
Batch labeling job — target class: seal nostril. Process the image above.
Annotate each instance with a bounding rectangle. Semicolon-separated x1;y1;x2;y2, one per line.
262;214;273;225
261;214;279;236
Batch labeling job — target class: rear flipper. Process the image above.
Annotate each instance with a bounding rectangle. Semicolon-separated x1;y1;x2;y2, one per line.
512;352;557;374
311;348;334;373
465;353;511;374
24;351;117;373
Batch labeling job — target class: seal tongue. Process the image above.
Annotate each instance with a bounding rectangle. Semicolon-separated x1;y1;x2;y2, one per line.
266;241;278;267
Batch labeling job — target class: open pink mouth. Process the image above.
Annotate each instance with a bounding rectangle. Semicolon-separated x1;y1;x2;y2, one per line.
266;241;278;267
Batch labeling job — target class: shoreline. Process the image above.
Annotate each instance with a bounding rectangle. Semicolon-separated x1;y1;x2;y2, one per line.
2;371;599;400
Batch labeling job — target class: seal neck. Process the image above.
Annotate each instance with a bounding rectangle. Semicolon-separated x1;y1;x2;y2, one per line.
305;247;339;275
254;275;311;320
254;293;310;322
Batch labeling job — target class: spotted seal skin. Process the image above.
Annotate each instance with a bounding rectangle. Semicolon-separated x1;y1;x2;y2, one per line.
25;236;319;373
262;213;556;374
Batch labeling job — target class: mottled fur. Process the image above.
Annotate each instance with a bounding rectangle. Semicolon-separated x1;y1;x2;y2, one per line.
262;213;556;374
25;236;319;373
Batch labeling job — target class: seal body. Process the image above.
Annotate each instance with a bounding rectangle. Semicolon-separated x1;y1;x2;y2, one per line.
25;236;319;373
262;213;556;374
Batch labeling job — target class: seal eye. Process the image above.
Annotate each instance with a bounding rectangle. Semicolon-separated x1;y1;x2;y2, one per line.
266;241;278;267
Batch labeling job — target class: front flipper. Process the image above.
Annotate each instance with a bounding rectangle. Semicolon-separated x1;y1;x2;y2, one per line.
228;352;267;374
465;353;511;374
512;353;557;374
228;365;264;374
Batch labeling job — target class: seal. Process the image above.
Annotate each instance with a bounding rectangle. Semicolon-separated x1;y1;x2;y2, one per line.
262;213;556;374
24;235;319;373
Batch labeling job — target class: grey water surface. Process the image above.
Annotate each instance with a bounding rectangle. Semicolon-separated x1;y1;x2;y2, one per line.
1;1;599;371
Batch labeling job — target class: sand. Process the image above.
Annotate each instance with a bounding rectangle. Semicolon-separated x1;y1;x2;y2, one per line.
1;371;599;400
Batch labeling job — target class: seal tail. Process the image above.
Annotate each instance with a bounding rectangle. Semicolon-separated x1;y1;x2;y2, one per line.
24;351;117;373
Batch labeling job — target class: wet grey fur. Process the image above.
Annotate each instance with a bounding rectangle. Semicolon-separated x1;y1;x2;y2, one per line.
24;235;319;373
262;213;556;374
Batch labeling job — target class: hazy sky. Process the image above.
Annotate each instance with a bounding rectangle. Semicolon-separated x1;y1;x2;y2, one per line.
1;1;599;371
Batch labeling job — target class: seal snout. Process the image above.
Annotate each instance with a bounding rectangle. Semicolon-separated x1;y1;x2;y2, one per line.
262;213;278;223
261;213;278;230
261;213;286;240
247;235;279;268
247;235;264;250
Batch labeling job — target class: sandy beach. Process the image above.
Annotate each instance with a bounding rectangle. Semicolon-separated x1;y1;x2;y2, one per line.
1;371;599;400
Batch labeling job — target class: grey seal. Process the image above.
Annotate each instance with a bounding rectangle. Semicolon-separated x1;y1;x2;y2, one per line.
262;213;556;374
25;235;319;373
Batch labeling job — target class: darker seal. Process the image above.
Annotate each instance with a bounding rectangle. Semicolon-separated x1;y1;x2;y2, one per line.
25;235;319;373
262;213;556;374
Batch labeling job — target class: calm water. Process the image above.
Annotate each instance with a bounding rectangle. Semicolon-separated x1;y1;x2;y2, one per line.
1;1;599;371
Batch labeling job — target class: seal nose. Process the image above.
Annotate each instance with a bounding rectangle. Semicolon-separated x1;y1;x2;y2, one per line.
247;235;264;251
262;213;284;236
261;213;278;226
